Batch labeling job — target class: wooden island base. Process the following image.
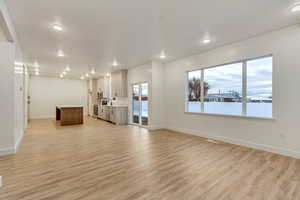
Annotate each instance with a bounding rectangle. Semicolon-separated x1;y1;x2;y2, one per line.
56;106;83;126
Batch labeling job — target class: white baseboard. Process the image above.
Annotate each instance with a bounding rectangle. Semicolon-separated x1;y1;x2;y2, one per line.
166;126;300;159
0;131;24;156
149;123;165;131
14;132;24;154
0;147;15;156
30;115;55;119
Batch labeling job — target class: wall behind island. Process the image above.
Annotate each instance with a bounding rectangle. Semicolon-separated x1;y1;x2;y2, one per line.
29;76;88;119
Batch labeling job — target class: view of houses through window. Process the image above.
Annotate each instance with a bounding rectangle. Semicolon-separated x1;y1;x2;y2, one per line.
187;56;273;118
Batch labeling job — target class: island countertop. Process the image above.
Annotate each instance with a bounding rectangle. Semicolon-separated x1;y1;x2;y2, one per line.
56;105;84;109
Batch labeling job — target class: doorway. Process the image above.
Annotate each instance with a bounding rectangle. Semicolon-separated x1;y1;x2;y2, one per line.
132;83;149;127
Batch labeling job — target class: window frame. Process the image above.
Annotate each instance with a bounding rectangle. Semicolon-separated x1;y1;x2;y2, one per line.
185;54;274;119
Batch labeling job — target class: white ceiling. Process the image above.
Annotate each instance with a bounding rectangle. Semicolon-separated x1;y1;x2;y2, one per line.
5;0;299;78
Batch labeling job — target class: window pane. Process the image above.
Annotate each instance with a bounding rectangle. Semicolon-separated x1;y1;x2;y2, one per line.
247;57;272;118
141;83;148;126
187;70;201;112
132;84;140;124
204;63;243;115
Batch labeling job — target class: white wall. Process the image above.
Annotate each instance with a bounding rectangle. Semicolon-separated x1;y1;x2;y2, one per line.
30;76;88;119
150;61;165;130
13;43;25;153
164;25;300;158
0;0;25;155
0;42;15;155
24;72;29;128
0;0;12;42
14;73;24;151
128;63;152;85
0;22;6;41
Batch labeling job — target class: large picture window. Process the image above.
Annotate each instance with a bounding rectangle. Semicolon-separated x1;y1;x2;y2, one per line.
204;62;243;115
186;55;273;118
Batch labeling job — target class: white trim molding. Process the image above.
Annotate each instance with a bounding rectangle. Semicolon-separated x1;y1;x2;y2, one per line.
0;147;15;156
0;131;24;156
149;123;166;131
166;126;300;159
14;131;24;154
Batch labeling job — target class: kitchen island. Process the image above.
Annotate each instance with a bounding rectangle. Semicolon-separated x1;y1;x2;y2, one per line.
56;105;84;126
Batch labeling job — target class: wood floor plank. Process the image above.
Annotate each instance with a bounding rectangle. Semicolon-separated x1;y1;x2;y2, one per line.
0;118;299;200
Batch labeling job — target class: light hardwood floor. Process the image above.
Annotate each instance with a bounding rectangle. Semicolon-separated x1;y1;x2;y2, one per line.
0;118;299;200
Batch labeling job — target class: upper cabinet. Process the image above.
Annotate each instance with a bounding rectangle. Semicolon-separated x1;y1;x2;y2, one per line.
97;76;111;98
111;70;128;98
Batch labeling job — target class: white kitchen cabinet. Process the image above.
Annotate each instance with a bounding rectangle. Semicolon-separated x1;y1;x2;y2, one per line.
97;76;111;98
98;105;105;119
101;106;110;121
111;70;127;98
99;106;128;125
110;106;128;125
109;107;115;123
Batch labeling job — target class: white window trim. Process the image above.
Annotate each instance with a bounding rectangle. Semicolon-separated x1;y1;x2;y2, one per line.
185;54;273;119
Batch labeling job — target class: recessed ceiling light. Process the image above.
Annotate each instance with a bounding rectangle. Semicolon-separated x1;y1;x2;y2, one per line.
14;61;23;66
62;71;66;75
52;24;63;31
57;50;65;57
80;76;85;80
202;39;211;44
112;59;118;67
34;61;40;68
15;66;23;71
106;72;110;76
66;65;71;71
160;51;166;59
60;74;64;78
35;71;39;75
291;4;300;12
91;68;96;74
85;73;89;77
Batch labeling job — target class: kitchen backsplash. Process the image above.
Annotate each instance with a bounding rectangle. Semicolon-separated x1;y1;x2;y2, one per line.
112;97;129;106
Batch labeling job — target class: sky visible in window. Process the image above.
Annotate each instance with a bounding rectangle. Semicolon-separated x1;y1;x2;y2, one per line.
204;63;242;95
188;70;201;80
187;56;272;99
247;57;272;99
